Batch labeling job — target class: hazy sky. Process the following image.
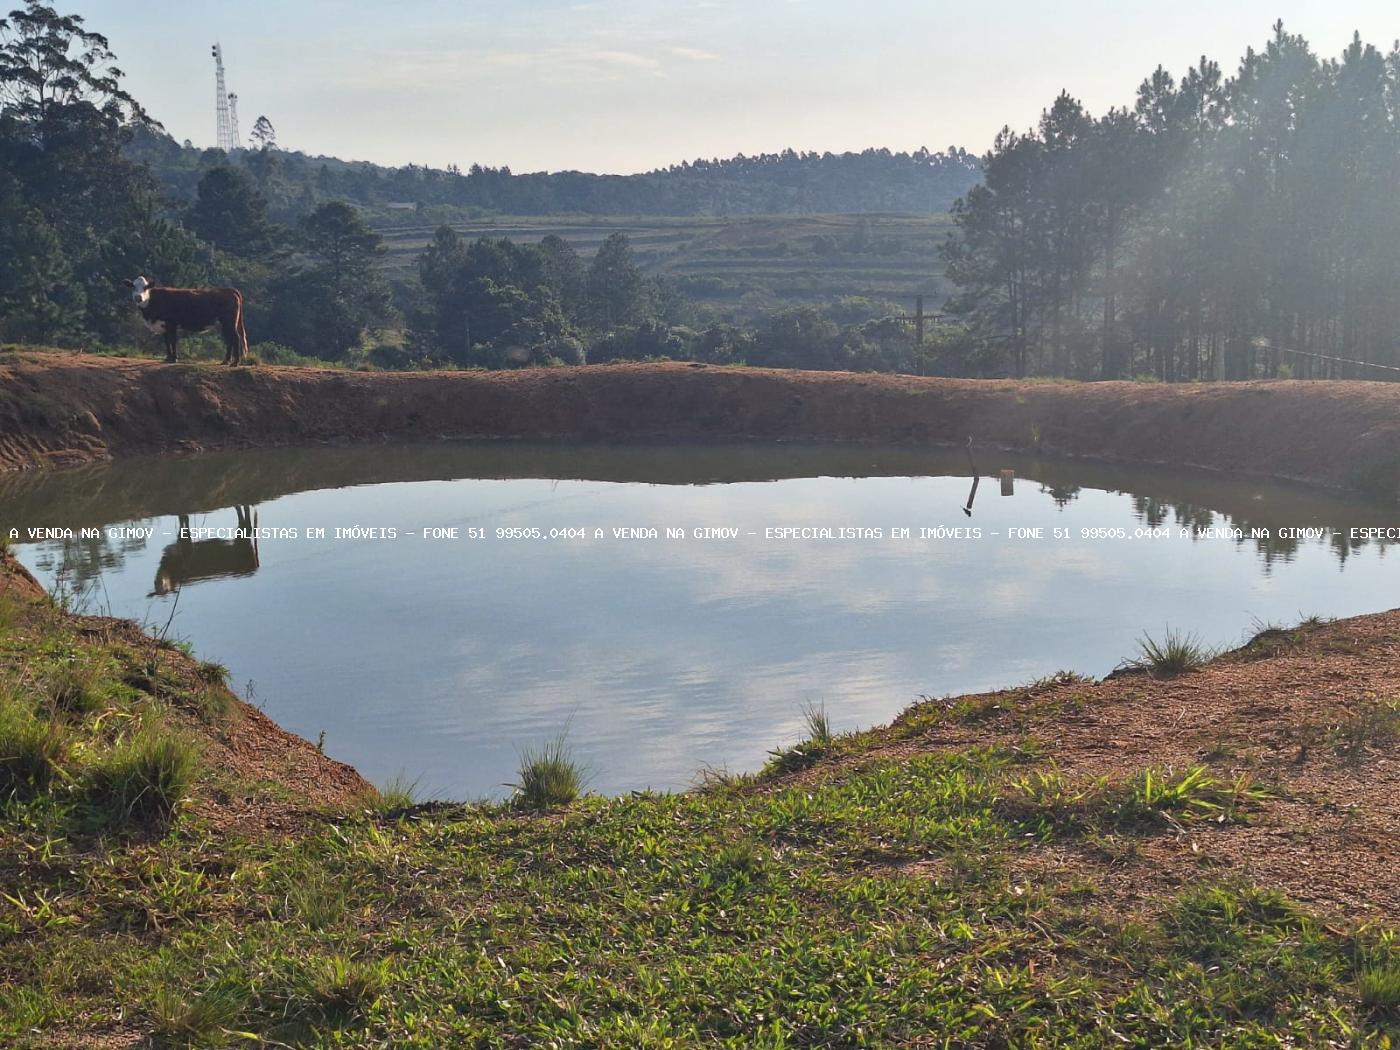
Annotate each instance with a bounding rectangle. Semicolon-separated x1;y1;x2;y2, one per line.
69;1;1400;174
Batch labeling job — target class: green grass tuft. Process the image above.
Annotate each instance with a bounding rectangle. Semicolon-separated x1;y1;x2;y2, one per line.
195;660;230;685
43;664;107;716
373;773;419;813
300;955;387;1019
800;700;832;747
0;695;69;798
1330;700;1400;760
1132;628;1213;678
148;981;247;1047
1359;963;1400;1016
85;729;198;825
514;733;583;812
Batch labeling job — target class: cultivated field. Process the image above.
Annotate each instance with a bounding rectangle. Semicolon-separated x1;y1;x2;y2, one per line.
376;213;952;316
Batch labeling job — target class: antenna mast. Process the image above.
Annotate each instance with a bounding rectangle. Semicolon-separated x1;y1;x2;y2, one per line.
228;92;242;150
211;43;241;152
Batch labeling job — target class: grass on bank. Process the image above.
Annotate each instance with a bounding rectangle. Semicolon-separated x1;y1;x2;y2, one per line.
2;577;1400;1046
1130;627;1215;678
514;732;584;811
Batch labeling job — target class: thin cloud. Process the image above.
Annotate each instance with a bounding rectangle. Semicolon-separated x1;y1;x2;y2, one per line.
667;46;720;61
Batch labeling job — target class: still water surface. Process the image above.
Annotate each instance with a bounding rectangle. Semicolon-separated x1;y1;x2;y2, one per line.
5;443;1396;798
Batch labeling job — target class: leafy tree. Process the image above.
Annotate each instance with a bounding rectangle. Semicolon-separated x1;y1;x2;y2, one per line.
748;308;849;370
0;2;148;128
187;166;274;258
536;234;585;315
249;115;275;151
266;201;393;360
410;228;578;366
0;1;162;342
0;175;81;342
586;233;645;327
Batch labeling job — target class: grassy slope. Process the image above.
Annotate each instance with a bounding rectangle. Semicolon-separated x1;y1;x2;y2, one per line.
3;546;1399;1047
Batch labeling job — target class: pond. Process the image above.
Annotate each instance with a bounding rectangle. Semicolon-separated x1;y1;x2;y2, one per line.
4;442;1396;799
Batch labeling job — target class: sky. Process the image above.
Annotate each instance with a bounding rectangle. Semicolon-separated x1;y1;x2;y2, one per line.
66;1;1400;174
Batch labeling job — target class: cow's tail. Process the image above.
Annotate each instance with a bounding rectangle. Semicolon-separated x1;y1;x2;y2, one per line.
233;291;250;365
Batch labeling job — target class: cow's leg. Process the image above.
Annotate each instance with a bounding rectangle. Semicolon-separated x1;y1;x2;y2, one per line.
164;326;178;363
220;315;235;365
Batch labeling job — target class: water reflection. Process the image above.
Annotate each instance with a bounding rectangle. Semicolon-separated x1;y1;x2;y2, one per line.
151;506;261;596
7;442;1392;577
4;441;1396;799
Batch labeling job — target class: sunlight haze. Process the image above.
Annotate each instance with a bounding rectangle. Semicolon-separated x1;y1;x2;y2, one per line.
68;0;1400;172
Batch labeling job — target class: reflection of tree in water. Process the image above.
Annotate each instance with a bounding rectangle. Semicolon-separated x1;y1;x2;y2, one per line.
1039;483;1081;507
1123;494;1396;568
34;522;152;588
1328;529;1387;565
1132;496;1175;530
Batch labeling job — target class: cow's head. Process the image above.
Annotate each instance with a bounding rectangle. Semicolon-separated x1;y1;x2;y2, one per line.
128;276;153;305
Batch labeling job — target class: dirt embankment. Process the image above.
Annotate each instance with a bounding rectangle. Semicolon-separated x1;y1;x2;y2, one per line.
3;351;1400;495
0;546;370;825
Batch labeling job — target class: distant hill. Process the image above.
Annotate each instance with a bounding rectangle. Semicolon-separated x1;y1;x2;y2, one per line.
126;129;982;221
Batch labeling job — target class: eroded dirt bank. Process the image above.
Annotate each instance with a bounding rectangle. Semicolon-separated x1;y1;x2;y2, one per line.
3;351;1400;495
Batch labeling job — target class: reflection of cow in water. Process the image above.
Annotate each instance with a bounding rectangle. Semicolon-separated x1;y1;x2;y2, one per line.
150;506;260;596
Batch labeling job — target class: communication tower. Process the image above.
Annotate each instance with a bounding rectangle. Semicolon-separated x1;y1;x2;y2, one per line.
211;44;242;151
228;92;242;150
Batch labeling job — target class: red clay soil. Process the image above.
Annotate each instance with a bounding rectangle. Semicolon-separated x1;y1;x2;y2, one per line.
800;612;1400;923
3;350;1400;495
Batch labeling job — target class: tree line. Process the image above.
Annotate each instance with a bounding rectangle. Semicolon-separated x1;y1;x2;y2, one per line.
941;22;1400;381
129;131;981;222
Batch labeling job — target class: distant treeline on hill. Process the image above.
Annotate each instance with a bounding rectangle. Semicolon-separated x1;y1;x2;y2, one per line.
126;129;982;220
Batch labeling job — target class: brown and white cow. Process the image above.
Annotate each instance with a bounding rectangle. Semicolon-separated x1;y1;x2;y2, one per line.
128;276;250;365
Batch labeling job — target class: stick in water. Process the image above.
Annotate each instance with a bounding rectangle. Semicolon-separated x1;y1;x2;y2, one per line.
962;437;980;517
